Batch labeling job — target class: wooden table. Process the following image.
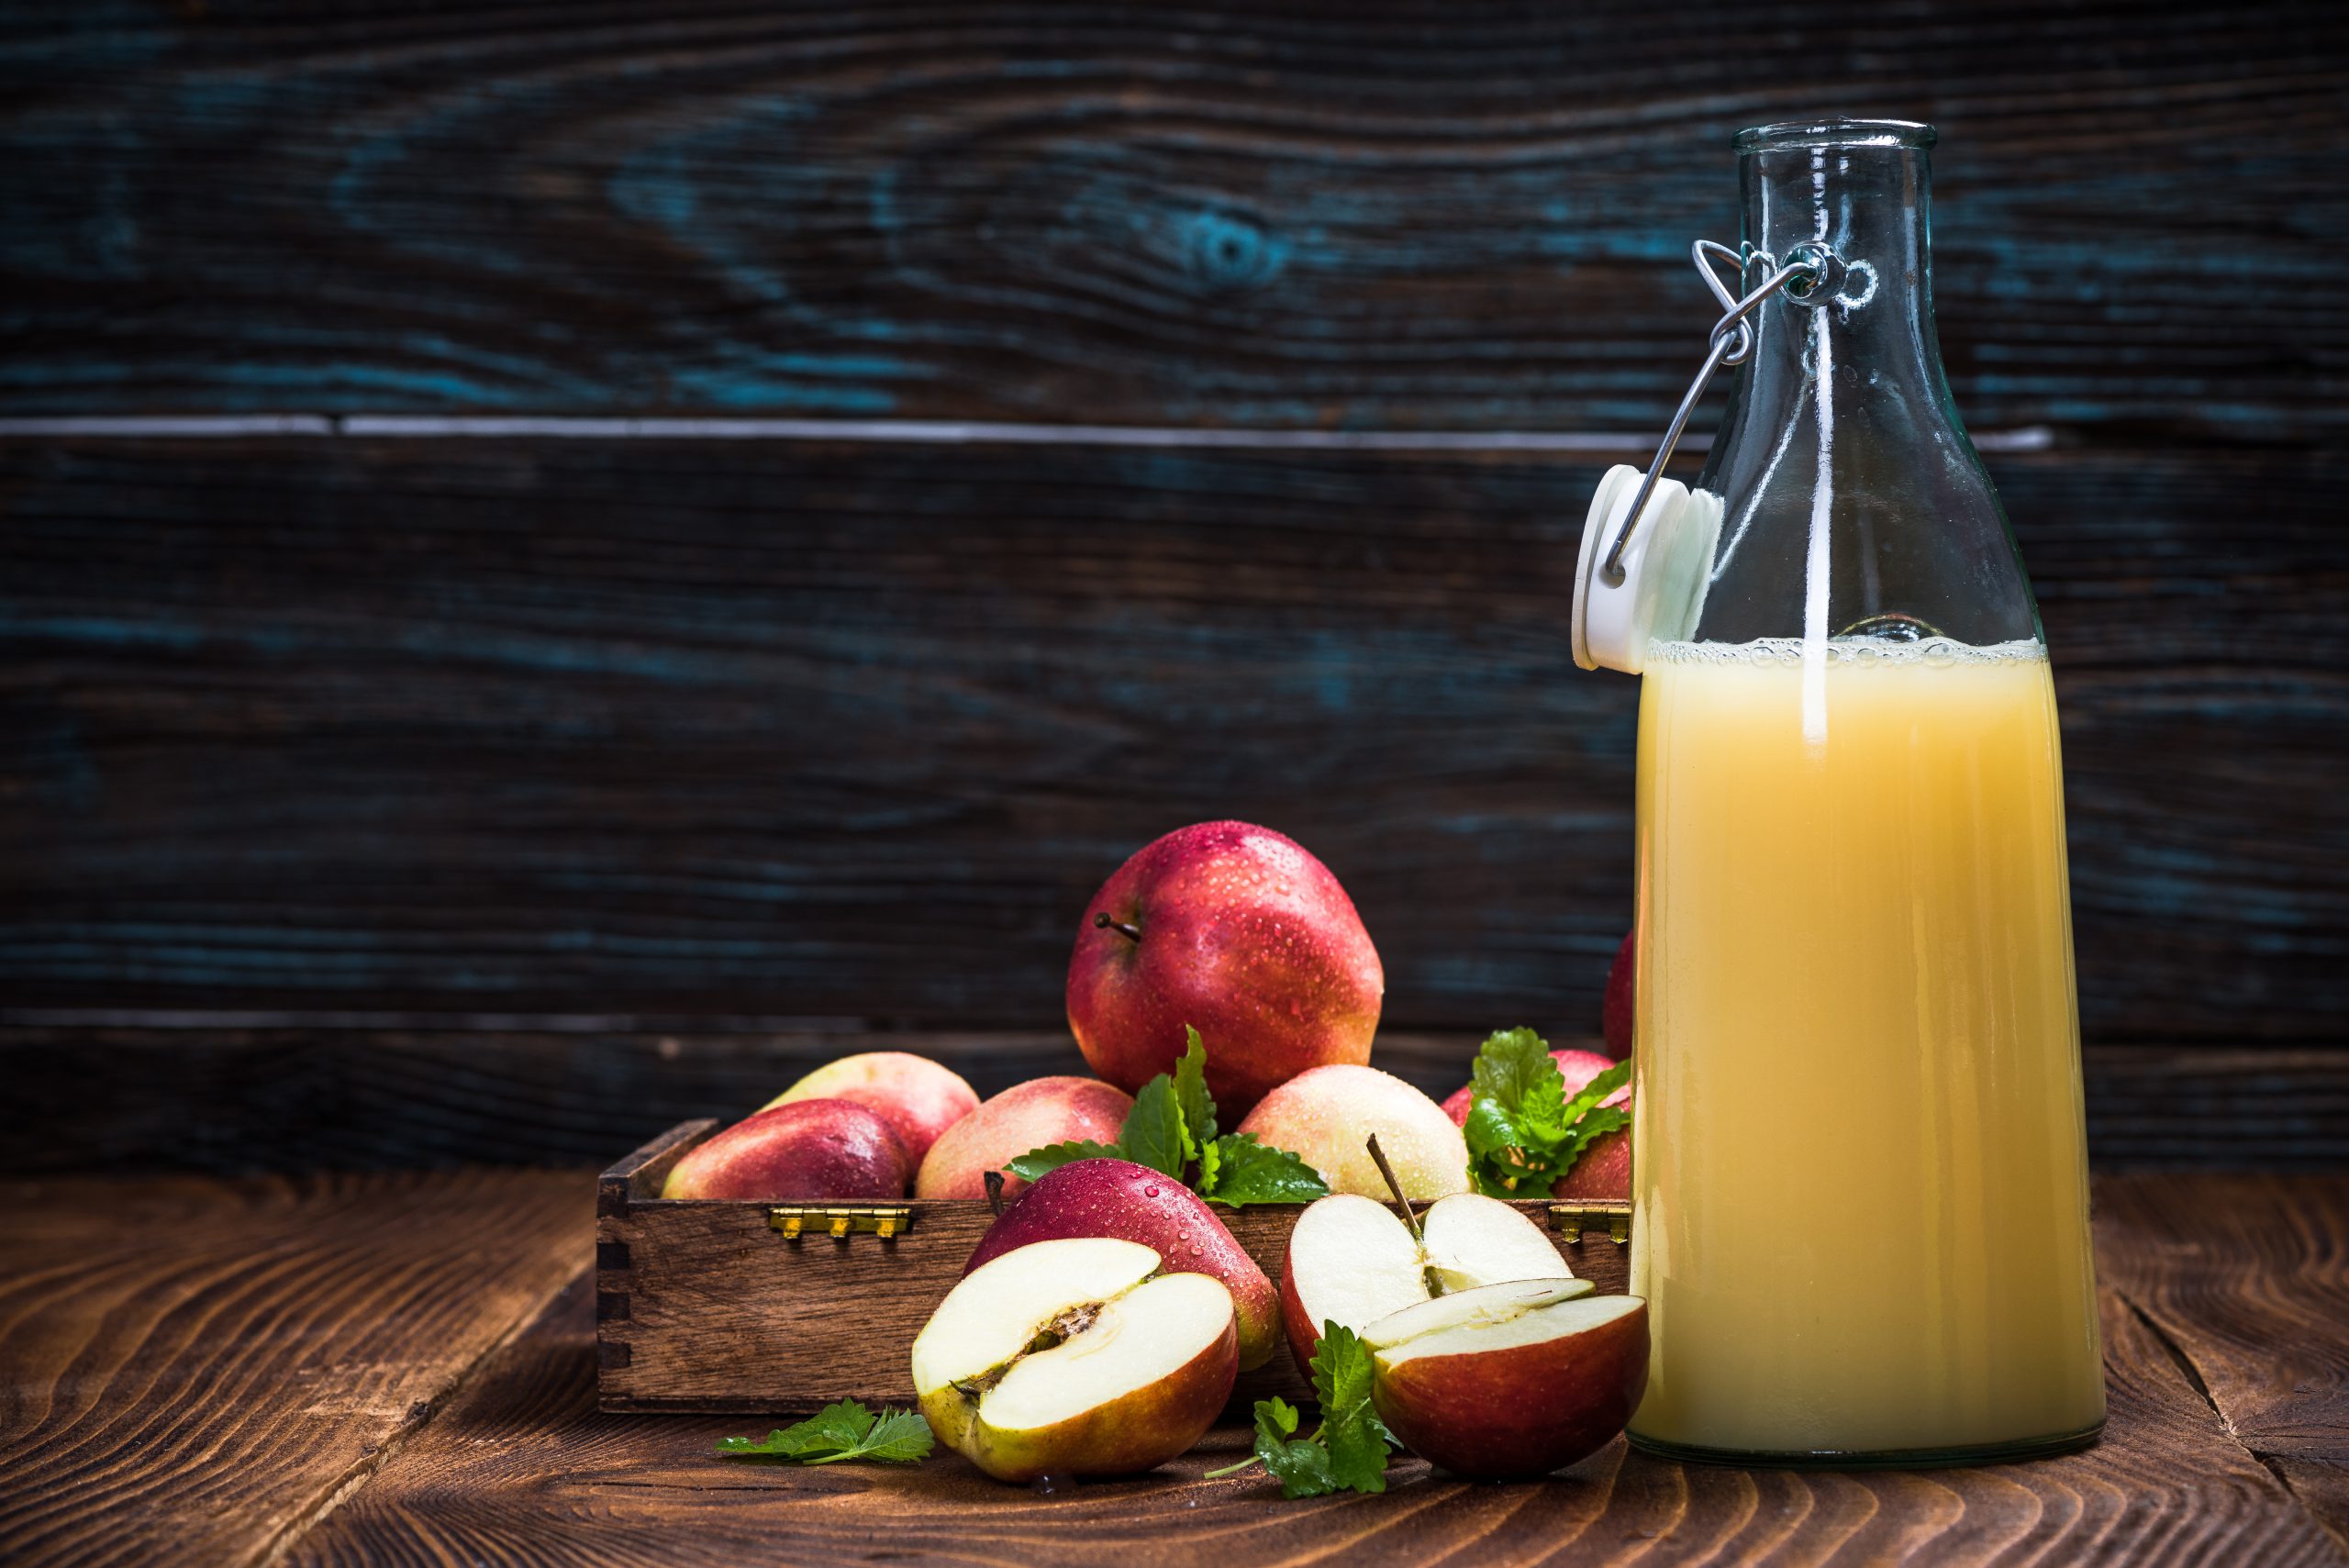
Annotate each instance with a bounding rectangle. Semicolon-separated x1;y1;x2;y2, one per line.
3;1170;2343;1567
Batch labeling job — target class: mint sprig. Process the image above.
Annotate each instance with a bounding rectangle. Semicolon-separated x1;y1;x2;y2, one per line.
1204;1324;1397;1496
717;1400;934;1464
1005;1028;1330;1207
1462;1028;1631;1198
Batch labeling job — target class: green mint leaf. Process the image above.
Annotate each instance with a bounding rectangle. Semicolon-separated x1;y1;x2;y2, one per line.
1249;1396;1336;1497
717;1400;931;1464
841;1407;936;1463
1309;1323;1394;1495
1464;1028;1573;1196
1174;1027;1218;1161
1003;1140;1122;1183
1201;1134;1330;1207
1195;1135;1221;1198
1559;1060;1631;1127
1119;1075;1189;1180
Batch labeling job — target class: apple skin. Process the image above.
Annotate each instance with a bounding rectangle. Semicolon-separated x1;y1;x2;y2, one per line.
913;1076;1133;1201
964;1158;1281;1371
660;1100;907;1201
1239;1064;1470;1201
1067;821;1384;1118
1440;1048;1631;1203
1603;930;1635;1060
1373;1300;1649;1480
925;1312;1237;1483
763;1051;980;1168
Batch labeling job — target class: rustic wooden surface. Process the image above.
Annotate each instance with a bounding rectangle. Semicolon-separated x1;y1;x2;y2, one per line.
0;1168;584;1568
595;1118;1629;1413
4;1169;2343;1566
2;3;2343;439
5;438;2342;1046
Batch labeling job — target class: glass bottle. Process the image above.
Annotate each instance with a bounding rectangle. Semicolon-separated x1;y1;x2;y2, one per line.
1625;120;2106;1465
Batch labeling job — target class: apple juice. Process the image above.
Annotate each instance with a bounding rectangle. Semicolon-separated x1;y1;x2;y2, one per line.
1627;638;2106;1461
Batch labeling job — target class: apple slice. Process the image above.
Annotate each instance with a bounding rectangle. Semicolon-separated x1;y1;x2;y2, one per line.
1280;1190;1577;1376
1419;1193;1576;1294
1361;1278;1593;1351
1371;1294;1648;1480
911;1237;1237;1483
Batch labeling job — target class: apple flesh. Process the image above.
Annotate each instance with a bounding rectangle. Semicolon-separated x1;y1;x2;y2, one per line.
1278;1190;1575;1376
1067;821;1383;1118
1371;1294;1648;1480
964;1157;1281;1371
763;1051;979;1168
1440;1047;1631;1204
913;1076;1133;1201
911;1237;1237;1483
660;1100;907;1201
1602;930;1635;1060
1238;1064;1469;1202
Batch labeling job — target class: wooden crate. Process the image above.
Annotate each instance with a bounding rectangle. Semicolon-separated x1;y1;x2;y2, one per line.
596;1119;1632;1414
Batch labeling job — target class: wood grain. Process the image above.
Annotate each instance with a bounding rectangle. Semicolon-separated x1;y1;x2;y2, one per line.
1;3;2343;437
2097;1171;2349;1542
4;437;2343;1043
0;1167;584;1568
595;1119;1629;1413
291;1235;2349;1565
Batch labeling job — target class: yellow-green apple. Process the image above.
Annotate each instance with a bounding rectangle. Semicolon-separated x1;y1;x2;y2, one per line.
963;1157;1280;1371
1278;1190;1582;1376
911;1237;1237;1482
762;1051;979;1167
1367;1291;1647;1479
1603;930;1635;1060
913;1076;1132;1201
660;1100;907;1200
1237;1065;1467;1201
1067;821;1383;1117
1440;1047;1631;1202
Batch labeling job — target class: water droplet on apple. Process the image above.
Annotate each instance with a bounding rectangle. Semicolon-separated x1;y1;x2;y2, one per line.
1144;1184;1161;1198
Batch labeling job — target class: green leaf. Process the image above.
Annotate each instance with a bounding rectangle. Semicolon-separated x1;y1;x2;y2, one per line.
1201;1134;1330;1207
1195;1135;1221;1198
1251;1396;1338;1497
1560;1060;1631;1126
1119;1076;1189;1180
1467;1028;1567;1149
1003;1139;1121;1183
716;1400;933;1465
1308;1324;1394;1495
1462;1031;1631;1197
1174;1027;1217;1161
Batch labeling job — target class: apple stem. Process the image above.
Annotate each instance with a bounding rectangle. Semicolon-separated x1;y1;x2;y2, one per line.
983;1170;1007;1218
1093;912;1143;943
1365;1134;1422;1241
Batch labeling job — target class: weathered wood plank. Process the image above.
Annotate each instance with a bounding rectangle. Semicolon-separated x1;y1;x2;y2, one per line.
288;1195;2349;1566
3;438;2343;1040
5;1026;2342;1175
0;1167;583;1568
2;2;2343;435
2096;1173;2349;1462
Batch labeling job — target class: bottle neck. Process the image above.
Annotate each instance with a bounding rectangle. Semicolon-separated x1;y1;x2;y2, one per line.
1738;139;1943;391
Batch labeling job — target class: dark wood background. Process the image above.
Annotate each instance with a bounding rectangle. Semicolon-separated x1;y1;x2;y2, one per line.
2;1;2343;1173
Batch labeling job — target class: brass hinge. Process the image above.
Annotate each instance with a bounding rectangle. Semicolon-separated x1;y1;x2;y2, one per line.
1549;1200;1632;1245
769;1206;914;1240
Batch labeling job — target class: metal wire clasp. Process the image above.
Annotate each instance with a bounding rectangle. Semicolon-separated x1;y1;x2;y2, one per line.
1598;240;1833;585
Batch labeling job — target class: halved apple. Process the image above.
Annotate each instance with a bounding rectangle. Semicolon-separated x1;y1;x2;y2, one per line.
1371;1293;1648;1480
1279;1190;1575;1376
1360;1278;1594;1350
911;1237;1237;1483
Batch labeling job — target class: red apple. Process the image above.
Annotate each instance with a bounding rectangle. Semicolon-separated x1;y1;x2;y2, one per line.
660;1100;907;1201
964;1157;1281;1371
912;1237;1237;1482
913;1076;1132;1202
1439;1048;1631;1203
1369;1292;1647;1480
1603;930;1635;1060
763;1051;979;1168
1238;1065;1467;1202
1279;1190;1583;1378
1067;821;1383;1118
